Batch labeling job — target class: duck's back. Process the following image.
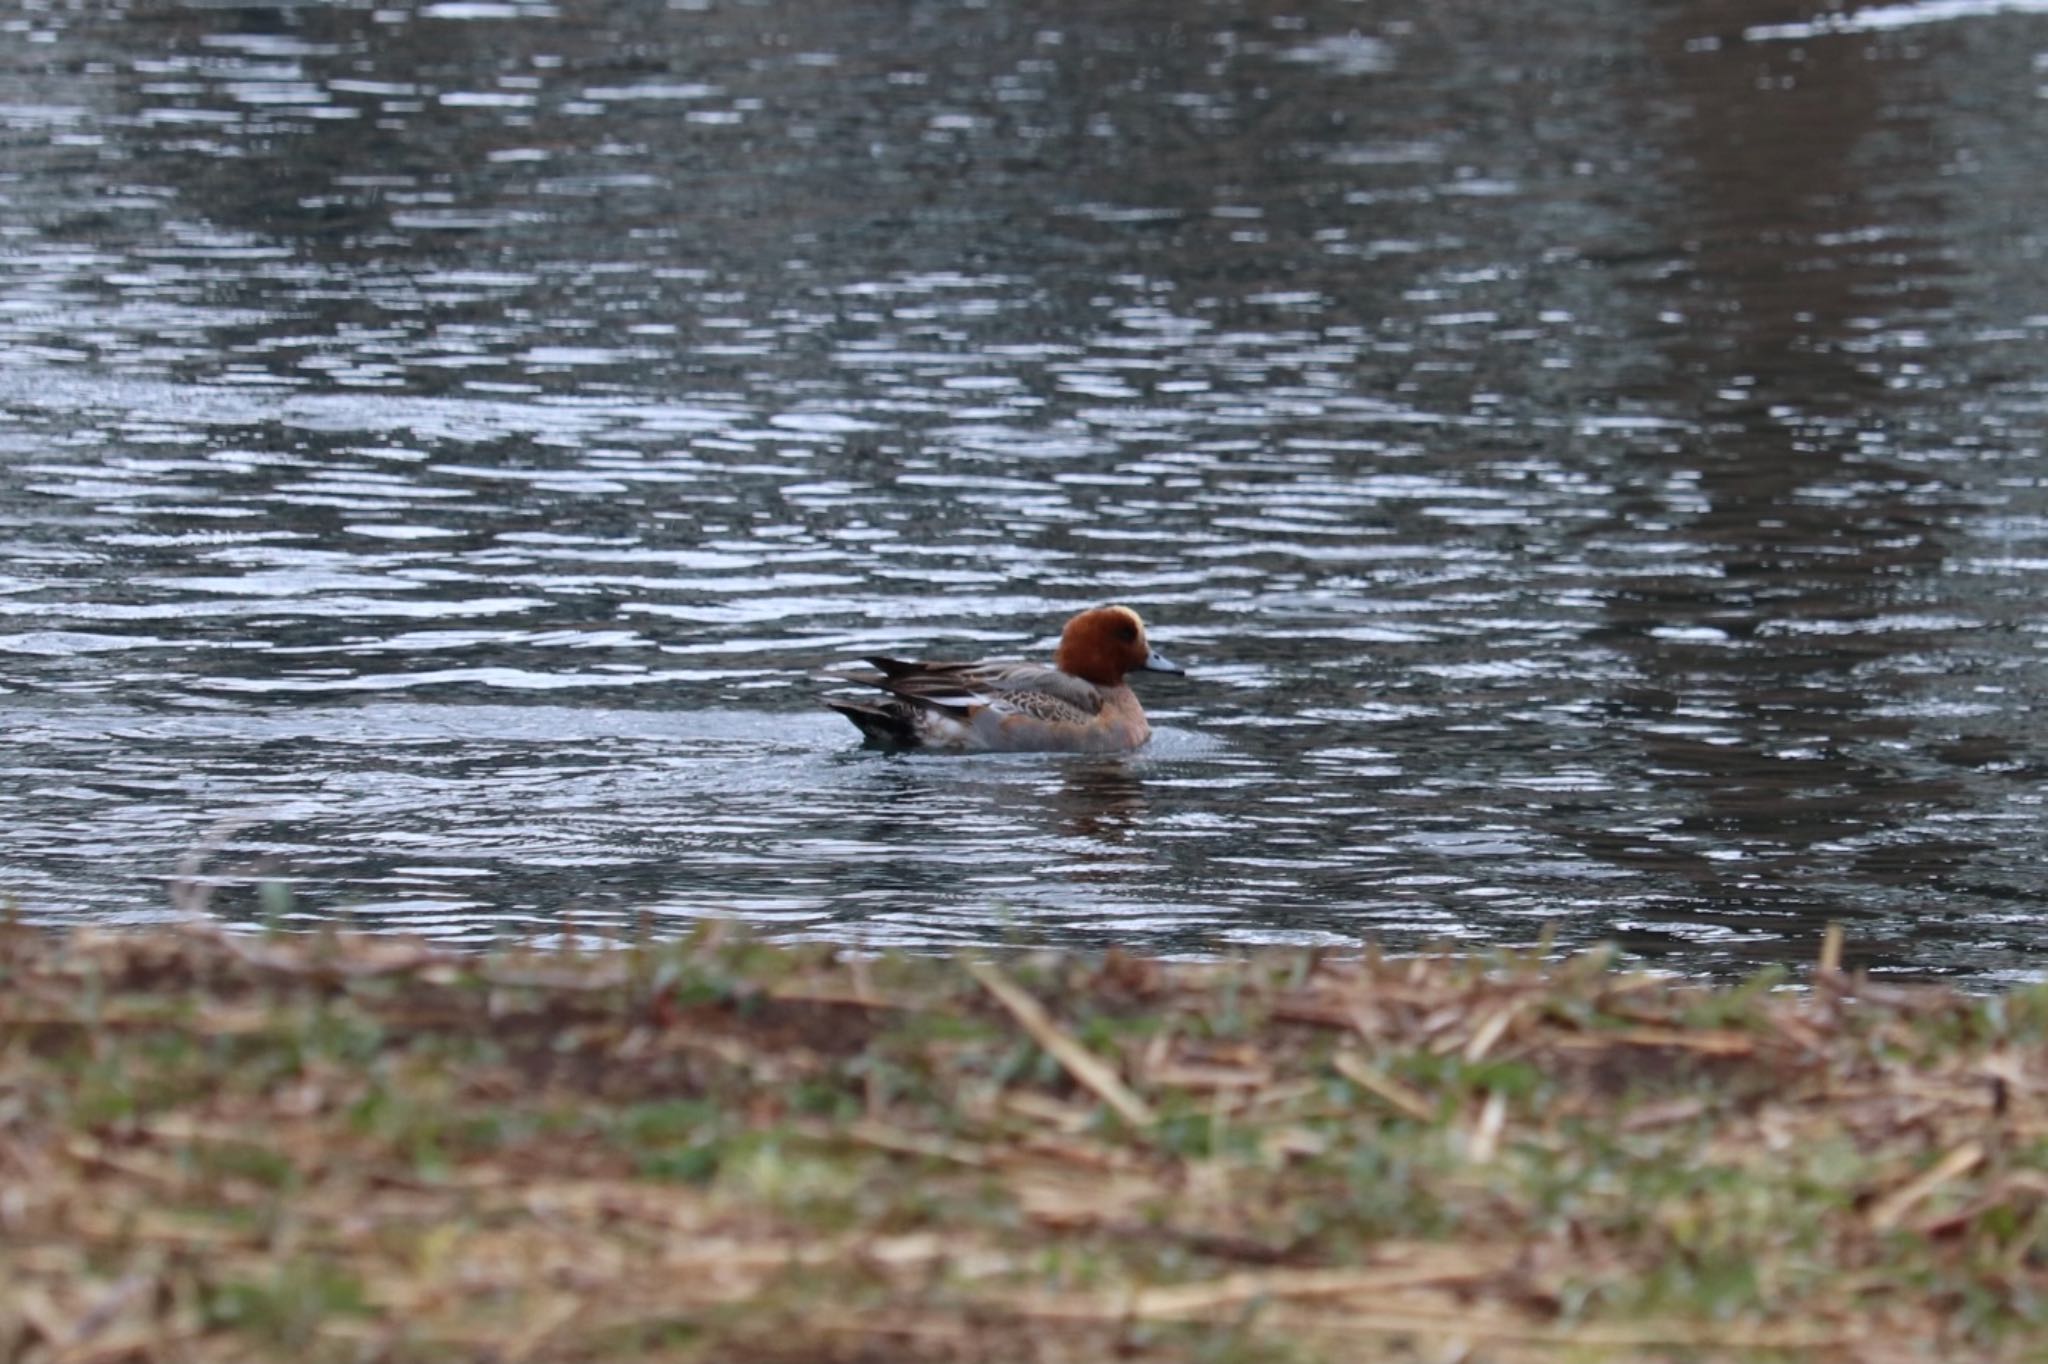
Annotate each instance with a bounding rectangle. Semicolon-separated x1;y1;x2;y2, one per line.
830;657;1154;753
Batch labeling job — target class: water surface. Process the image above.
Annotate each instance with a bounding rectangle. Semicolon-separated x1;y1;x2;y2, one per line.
5;0;2048;979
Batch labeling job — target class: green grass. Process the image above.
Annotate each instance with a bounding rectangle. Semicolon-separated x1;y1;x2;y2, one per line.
2;923;2045;1361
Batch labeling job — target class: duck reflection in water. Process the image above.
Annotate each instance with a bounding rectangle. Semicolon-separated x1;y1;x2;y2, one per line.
1048;759;1151;843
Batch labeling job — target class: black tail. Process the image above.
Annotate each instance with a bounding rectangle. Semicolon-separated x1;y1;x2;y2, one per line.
824;699;920;750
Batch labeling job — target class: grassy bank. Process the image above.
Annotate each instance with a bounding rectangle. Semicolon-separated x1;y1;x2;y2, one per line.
2;921;2045;1362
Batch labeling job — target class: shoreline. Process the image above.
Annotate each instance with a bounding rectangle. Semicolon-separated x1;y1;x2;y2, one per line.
3;921;2043;1361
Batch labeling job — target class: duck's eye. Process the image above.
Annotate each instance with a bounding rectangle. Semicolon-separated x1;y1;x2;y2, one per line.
1117;622;1138;642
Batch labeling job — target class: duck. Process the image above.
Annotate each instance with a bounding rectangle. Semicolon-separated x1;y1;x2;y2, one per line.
825;605;1182;754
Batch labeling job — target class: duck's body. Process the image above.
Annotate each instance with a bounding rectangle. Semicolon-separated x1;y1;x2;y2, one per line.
826;605;1181;754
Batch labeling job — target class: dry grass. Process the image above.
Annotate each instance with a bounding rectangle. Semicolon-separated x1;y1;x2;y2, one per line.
2;919;2046;1362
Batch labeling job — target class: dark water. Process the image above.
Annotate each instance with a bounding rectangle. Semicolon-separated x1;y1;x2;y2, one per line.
5;0;2048;979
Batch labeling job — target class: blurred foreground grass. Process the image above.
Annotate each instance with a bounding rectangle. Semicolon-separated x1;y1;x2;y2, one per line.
3;920;2045;1362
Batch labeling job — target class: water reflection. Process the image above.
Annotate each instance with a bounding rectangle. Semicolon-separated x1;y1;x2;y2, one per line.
1045;760;1151;843
1573;0;1977;963
3;0;2048;978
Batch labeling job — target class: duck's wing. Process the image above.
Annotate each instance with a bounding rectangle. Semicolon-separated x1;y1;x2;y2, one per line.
862;657;1104;725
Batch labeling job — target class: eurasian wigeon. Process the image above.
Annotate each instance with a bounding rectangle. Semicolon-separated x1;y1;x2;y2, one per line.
826;605;1182;754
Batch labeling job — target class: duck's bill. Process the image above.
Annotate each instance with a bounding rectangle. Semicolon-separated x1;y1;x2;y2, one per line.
1140;649;1184;675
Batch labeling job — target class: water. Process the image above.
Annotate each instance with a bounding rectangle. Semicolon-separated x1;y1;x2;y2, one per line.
5;0;2048;980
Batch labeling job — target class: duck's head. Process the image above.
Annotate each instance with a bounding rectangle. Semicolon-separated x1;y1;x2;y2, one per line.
1055;605;1182;686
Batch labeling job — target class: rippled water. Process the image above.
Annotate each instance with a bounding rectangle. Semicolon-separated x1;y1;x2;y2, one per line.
5;0;2048;979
